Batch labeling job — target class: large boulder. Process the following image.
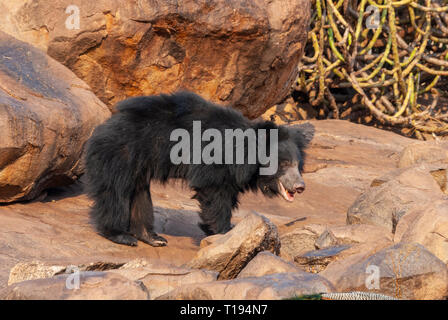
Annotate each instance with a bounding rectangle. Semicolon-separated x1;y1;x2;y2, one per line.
327;243;448;300
347;165;445;233
395;200;448;264
187;211;280;279
0;31;110;202
0;0;311;118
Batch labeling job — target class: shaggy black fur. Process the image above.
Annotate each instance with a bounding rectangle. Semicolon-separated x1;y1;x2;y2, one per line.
84;91;313;247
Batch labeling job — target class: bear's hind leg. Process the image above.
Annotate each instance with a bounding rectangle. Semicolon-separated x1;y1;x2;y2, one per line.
130;183;167;247
89;194;138;247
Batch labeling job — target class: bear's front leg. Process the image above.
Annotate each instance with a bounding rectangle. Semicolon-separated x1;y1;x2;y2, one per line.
193;187;238;235
130;183;167;247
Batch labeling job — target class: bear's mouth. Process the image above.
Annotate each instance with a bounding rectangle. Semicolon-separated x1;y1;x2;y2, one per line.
278;181;296;202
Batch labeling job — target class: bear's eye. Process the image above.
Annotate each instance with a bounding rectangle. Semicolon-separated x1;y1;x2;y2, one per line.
280;161;291;169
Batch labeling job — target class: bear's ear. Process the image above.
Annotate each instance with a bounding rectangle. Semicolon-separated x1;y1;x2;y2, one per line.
289;122;315;148
253;120;289;141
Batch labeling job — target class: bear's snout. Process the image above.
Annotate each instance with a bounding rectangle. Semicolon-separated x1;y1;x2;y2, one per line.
293;182;305;194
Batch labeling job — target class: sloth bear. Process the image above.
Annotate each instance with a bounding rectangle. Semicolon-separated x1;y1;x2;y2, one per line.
85;92;313;247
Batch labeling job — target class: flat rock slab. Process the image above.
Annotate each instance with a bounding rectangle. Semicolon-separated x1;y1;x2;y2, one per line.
0;271;149;300
295;245;351;273
158;272;334;300
187;211;280;280
0;31;110;202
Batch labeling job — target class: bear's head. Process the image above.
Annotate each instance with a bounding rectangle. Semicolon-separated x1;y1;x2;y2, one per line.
255;122;314;202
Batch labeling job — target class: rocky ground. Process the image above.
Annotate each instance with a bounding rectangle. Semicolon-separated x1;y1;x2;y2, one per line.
2;118;447;300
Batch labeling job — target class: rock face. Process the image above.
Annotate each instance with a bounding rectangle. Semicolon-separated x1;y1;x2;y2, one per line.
328;243;448;300
158;272;334;300
187;211;280;279
0;272;149;300
347;166;445;233
0;31;110;203
0;0;311;118
395;200;448;264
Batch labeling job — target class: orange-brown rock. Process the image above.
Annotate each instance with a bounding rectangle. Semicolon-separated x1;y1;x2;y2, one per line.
326;243;448;300
347;165;446;233
398;141;448;168
236;251;305;278
187;211;280;280
0;31;110;203
395;200;448;264
7;258;218;300
0;0;311;118
1;271;150;300
157;272;334;300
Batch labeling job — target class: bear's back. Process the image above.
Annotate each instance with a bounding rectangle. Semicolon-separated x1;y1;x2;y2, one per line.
114;91;251;131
